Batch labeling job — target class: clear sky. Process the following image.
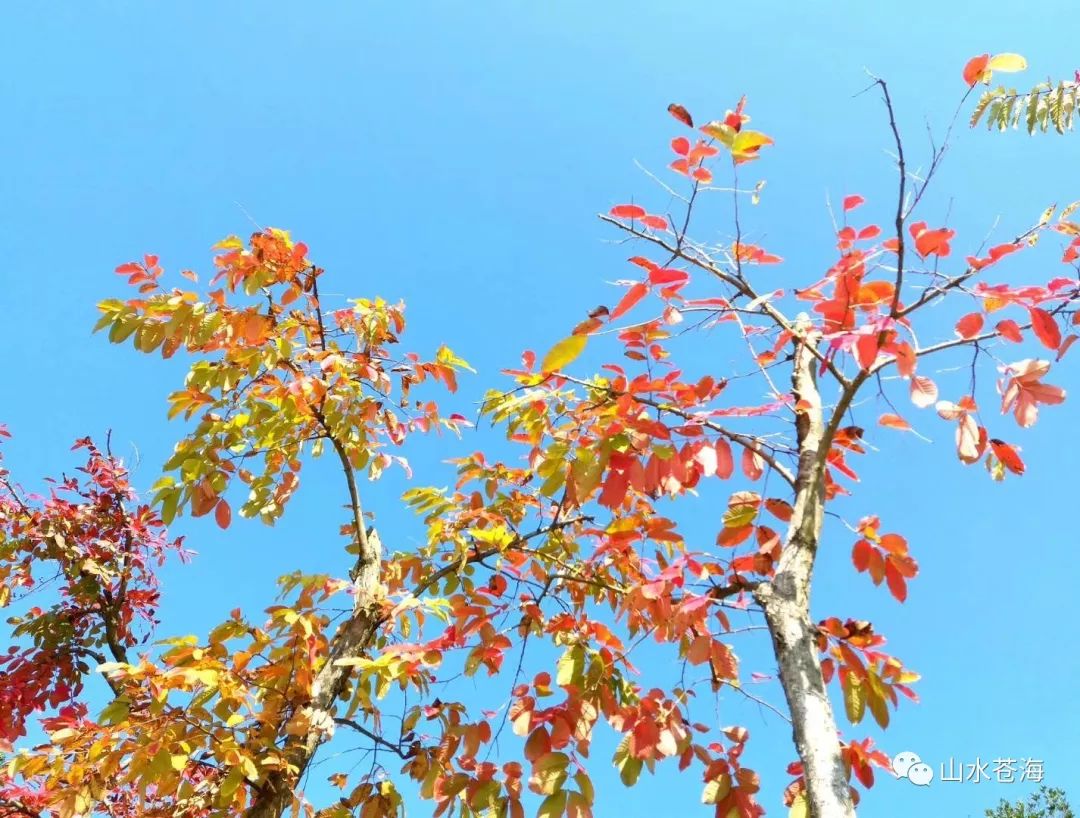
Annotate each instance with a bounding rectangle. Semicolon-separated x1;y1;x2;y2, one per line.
2;2;1078;817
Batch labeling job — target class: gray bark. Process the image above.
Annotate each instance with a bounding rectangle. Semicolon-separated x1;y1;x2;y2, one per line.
753;316;855;818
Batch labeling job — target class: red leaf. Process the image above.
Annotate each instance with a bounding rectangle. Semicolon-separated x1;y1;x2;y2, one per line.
741;447;764;480
855;334;879;370
714;439;734;479
610;204;646;219
884;561;907;602
667;103;694;128
671;137;690;156
639;215;668;230
989;439;1025;475
955;312;985;339
611;282;649;320
649;268;689;286
842;195;865;212
1029;307;1062;350
852;539;873;572
996;319;1024;343
988;242;1020;262
963;54;991;86
598;470;629;509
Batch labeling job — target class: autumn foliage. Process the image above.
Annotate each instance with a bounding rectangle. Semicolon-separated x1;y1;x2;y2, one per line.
2;53;1079;818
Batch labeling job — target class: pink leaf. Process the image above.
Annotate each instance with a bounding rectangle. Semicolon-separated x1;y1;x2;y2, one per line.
910;376;938;409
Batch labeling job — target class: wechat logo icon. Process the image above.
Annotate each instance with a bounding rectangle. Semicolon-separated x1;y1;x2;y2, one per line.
894;751;934;787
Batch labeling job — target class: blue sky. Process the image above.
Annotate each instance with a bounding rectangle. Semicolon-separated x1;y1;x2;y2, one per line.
2;2;1079;816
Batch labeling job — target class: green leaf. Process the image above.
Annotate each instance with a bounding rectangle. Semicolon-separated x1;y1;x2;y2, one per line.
618;756;642;787
217;767;244;805
573;772;594;805
537;791;567;818
613;734;642;787
99;696;131;726
532;752;570;795
541;335;587;373
556;645;584;687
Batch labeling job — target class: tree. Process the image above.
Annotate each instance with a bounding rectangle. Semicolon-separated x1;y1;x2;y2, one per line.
986;787;1074;818
1;53;1078;818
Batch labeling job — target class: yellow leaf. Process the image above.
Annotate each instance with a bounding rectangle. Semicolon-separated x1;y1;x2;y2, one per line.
732;130;774;155
789;794;809;818
987;53;1027;73
701;121;736;147
541;335;587;372
843;676;866;724
722;492;761;529
701;774;732;804
212;235;245;251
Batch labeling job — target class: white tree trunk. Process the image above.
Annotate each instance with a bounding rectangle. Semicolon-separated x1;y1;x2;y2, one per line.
754;317;856;818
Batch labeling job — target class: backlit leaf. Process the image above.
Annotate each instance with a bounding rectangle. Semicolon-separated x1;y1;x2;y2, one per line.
541;335;587;372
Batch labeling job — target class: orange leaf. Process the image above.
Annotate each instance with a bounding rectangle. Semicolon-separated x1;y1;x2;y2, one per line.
611;282;649;320
191;480;218;518
878;413;911;431
1057;334;1079;361
879;533;908;556
214;499;232;530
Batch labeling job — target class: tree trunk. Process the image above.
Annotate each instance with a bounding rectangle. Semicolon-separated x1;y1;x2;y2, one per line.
244;530;384;818
753;316;855;818
757;585;854;818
